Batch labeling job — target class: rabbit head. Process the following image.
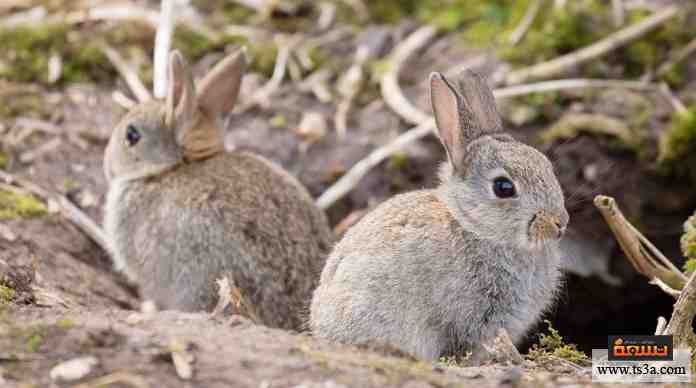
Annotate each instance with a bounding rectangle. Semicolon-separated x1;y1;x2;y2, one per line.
104;49;246;182
430;71;568;251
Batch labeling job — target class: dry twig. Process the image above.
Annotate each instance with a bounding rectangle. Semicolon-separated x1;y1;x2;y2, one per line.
100;44;151;103
505;5;680;84
380;25;437;125
153;0;175;99
316;120;435;210
0;169;110;255
594;195;687;295
657;38;696;79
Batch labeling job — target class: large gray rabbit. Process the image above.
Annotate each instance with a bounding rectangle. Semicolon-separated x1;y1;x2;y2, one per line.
104;49;333;330
310;70;568;360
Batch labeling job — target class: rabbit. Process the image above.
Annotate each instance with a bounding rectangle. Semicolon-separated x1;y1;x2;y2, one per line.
310;70;569;360
103;49;333;330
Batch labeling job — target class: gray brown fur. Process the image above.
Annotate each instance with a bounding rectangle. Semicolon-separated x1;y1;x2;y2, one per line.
104;51;332;330
310;70;569;360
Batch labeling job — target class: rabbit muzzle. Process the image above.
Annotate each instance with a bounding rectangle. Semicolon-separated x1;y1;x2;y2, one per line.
528;209;567;244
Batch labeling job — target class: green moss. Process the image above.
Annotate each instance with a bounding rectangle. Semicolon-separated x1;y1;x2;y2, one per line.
0;152;8;169
527;320;589;365
55;318;76;330
682;214;696;275
26;332;43;352
540;113;641;151
0;190;48;220
0;24;110;85
501;0;611;65
269;114;287;128
0;285;14;305
658;106;696;182
621;10;693;78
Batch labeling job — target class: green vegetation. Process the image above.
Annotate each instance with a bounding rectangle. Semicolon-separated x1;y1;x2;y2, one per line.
26;332;43;352
658;106;696;182
0;190;48;220
682;213;696;275
0;24;110;85
527;320;589;365
55;318;76;330
0;285;15;305
0;152;8;169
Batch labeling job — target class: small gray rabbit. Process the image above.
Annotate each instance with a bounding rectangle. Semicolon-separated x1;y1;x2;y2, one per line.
310;70;568;360
104;49;333;330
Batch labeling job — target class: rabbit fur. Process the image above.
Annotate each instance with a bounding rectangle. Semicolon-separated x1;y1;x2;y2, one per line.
104;50;333;330
310;70;569;360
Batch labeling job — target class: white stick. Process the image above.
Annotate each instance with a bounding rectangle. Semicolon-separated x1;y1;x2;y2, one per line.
153;0;176;99
316;120;435;210
380;25;437;125
100;44;152;103
508;0;543;46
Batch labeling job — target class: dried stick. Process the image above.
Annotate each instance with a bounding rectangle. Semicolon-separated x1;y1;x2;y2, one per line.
658;82;688;115
508;0;543;46
100;44;151;103
239;36;298;111
655;316;668;335
153;0;175;99
505;5;680;85
493;78;654;99
611;0;625;28
316;119;435;210
664;270;696;351
0;169;110;255
380;25;437;125
594;195;687;293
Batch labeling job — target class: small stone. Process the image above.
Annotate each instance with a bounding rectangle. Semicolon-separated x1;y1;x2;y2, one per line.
49;356;99;382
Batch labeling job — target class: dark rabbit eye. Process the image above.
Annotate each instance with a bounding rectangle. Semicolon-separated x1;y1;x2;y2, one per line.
493;177;516;198
125;124;141;147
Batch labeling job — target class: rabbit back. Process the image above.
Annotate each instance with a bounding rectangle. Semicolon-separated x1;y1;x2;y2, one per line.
107;151;332;329
310;189;562;359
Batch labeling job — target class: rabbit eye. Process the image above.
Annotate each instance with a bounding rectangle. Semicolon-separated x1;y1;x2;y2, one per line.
493;177;516;198
125;124;141;147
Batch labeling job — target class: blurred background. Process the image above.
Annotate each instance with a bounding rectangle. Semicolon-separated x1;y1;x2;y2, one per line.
1;0;695;354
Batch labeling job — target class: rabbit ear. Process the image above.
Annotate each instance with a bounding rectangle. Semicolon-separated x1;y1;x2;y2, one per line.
430;72;465;169
430;71;503;170
455;69;502;140
196;47;247;118
165;50;197;133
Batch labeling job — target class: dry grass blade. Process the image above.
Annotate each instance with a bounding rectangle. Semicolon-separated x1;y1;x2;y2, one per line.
594;195;687;295
505;5;680;84
73;372;150;388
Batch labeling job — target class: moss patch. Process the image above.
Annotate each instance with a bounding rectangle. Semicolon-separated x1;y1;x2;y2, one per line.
527;320;589;365
0;24;111;85
0;285;15;305
658;106;696;182
0;190;48;220
682;213;696;275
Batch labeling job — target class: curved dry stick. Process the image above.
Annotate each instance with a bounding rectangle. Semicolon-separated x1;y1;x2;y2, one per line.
505;5;680;85
153;0;175;99
316;120;435;210
380;25;437;125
